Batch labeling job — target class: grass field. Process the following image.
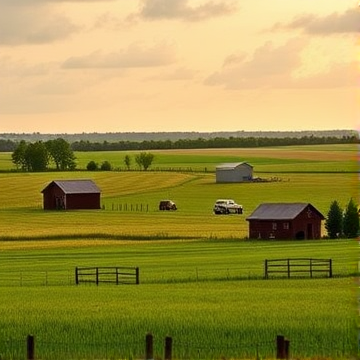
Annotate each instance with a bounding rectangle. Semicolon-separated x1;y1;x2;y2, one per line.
0;144;358;359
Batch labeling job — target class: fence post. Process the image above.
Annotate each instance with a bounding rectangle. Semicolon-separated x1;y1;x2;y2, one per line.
96;267;99;286
264;259;268;279
136;267;140;285
145;333;153;360
287;259;290;278
276;335;289;359
27;335;35;360
329;259;332;278
75;267;79;285
164;336;172;360
310;259;313;278
284;338;290;359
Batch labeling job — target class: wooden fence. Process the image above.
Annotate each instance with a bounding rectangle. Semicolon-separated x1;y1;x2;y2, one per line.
75;266;139;285
103;203;149;212
23;333;290;360
264;258;332;279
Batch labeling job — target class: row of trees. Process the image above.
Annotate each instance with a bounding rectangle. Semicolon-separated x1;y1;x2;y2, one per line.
86;152;155;172
1;135;358;153
70;135;359;152
325;199;359;238
11;139;76;171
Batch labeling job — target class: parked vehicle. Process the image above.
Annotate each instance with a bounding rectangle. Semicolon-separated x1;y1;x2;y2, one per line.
213;199;243;214
159;200;177;211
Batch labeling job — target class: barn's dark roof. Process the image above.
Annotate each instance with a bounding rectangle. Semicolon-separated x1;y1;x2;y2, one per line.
216;162;253;170
246;203;325;221
42;180;101;194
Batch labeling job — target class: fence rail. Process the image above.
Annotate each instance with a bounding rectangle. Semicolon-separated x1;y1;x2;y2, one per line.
264;258;332;279
75;266;140;285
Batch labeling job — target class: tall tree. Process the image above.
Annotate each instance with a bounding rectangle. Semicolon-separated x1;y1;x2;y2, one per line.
342;198;359;238
325;200;343;238
11;140;28;170
135;152;154;171
24;141;49;171
124;155;131;170
46;138;76;170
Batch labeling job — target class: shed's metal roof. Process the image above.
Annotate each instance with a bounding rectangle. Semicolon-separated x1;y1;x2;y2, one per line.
246;203;324;221
216;162;253;170
42;180;101;194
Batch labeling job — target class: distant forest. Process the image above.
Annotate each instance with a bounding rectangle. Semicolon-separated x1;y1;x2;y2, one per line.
0;130;358;152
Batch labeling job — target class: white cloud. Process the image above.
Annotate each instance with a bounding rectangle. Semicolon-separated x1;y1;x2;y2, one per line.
138;0;237;21
62;43;176;69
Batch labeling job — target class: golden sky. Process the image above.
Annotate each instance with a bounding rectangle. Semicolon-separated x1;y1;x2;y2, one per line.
0;0;358;133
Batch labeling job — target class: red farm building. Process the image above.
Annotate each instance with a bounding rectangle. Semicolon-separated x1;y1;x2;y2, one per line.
41;179;101;210
246;203;325;240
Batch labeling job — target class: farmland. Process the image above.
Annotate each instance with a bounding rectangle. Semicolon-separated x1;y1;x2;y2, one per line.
0;144;358;359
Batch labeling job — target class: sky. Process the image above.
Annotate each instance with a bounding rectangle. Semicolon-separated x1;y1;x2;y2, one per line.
0;0;358;134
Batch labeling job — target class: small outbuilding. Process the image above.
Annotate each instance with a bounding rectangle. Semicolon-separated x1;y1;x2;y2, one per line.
216;162;253;183
41;179;101;210
246;203;325;240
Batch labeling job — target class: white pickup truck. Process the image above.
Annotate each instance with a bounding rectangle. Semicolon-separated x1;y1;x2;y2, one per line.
213;199;243;215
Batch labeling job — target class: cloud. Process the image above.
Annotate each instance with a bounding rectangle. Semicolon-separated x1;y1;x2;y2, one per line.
205;39;305;89
205;38;356;90
62;43;176;69
137;0;237;21
0;4;79;45
274;8;360;34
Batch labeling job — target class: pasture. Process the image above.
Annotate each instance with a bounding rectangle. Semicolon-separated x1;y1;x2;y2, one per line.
0;144;358;359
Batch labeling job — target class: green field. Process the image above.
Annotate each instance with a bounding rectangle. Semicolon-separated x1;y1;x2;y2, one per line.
0;145;359;359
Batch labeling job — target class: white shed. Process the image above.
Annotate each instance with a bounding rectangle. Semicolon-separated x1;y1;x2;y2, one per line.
216;162;253;183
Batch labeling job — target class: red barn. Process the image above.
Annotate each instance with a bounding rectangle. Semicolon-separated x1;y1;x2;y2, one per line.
246;203;325;240
41;180;101;210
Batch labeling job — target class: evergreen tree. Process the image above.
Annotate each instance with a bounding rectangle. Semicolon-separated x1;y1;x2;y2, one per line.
325;200;343;238
343;198;359;238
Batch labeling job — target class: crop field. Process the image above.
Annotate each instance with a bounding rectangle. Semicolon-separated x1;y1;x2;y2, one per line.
0;144;359;359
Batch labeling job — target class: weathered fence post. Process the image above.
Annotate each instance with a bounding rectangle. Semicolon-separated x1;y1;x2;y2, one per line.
284;338;290;359
287;259;290;278
145;333;153;360
96;267;99;286
136;267;140;285
27;335;35;360
329;259;333;278
75;267;79;285
276;335;289;359
264;259;268;279
164;336;172;360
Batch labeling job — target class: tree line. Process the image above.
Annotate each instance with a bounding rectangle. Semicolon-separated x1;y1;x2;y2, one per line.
11;138;156;172
70;135;358;152
11;139;76;171
0;134;358;152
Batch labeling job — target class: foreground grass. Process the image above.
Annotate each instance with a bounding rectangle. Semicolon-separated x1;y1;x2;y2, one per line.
0;239;358;360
